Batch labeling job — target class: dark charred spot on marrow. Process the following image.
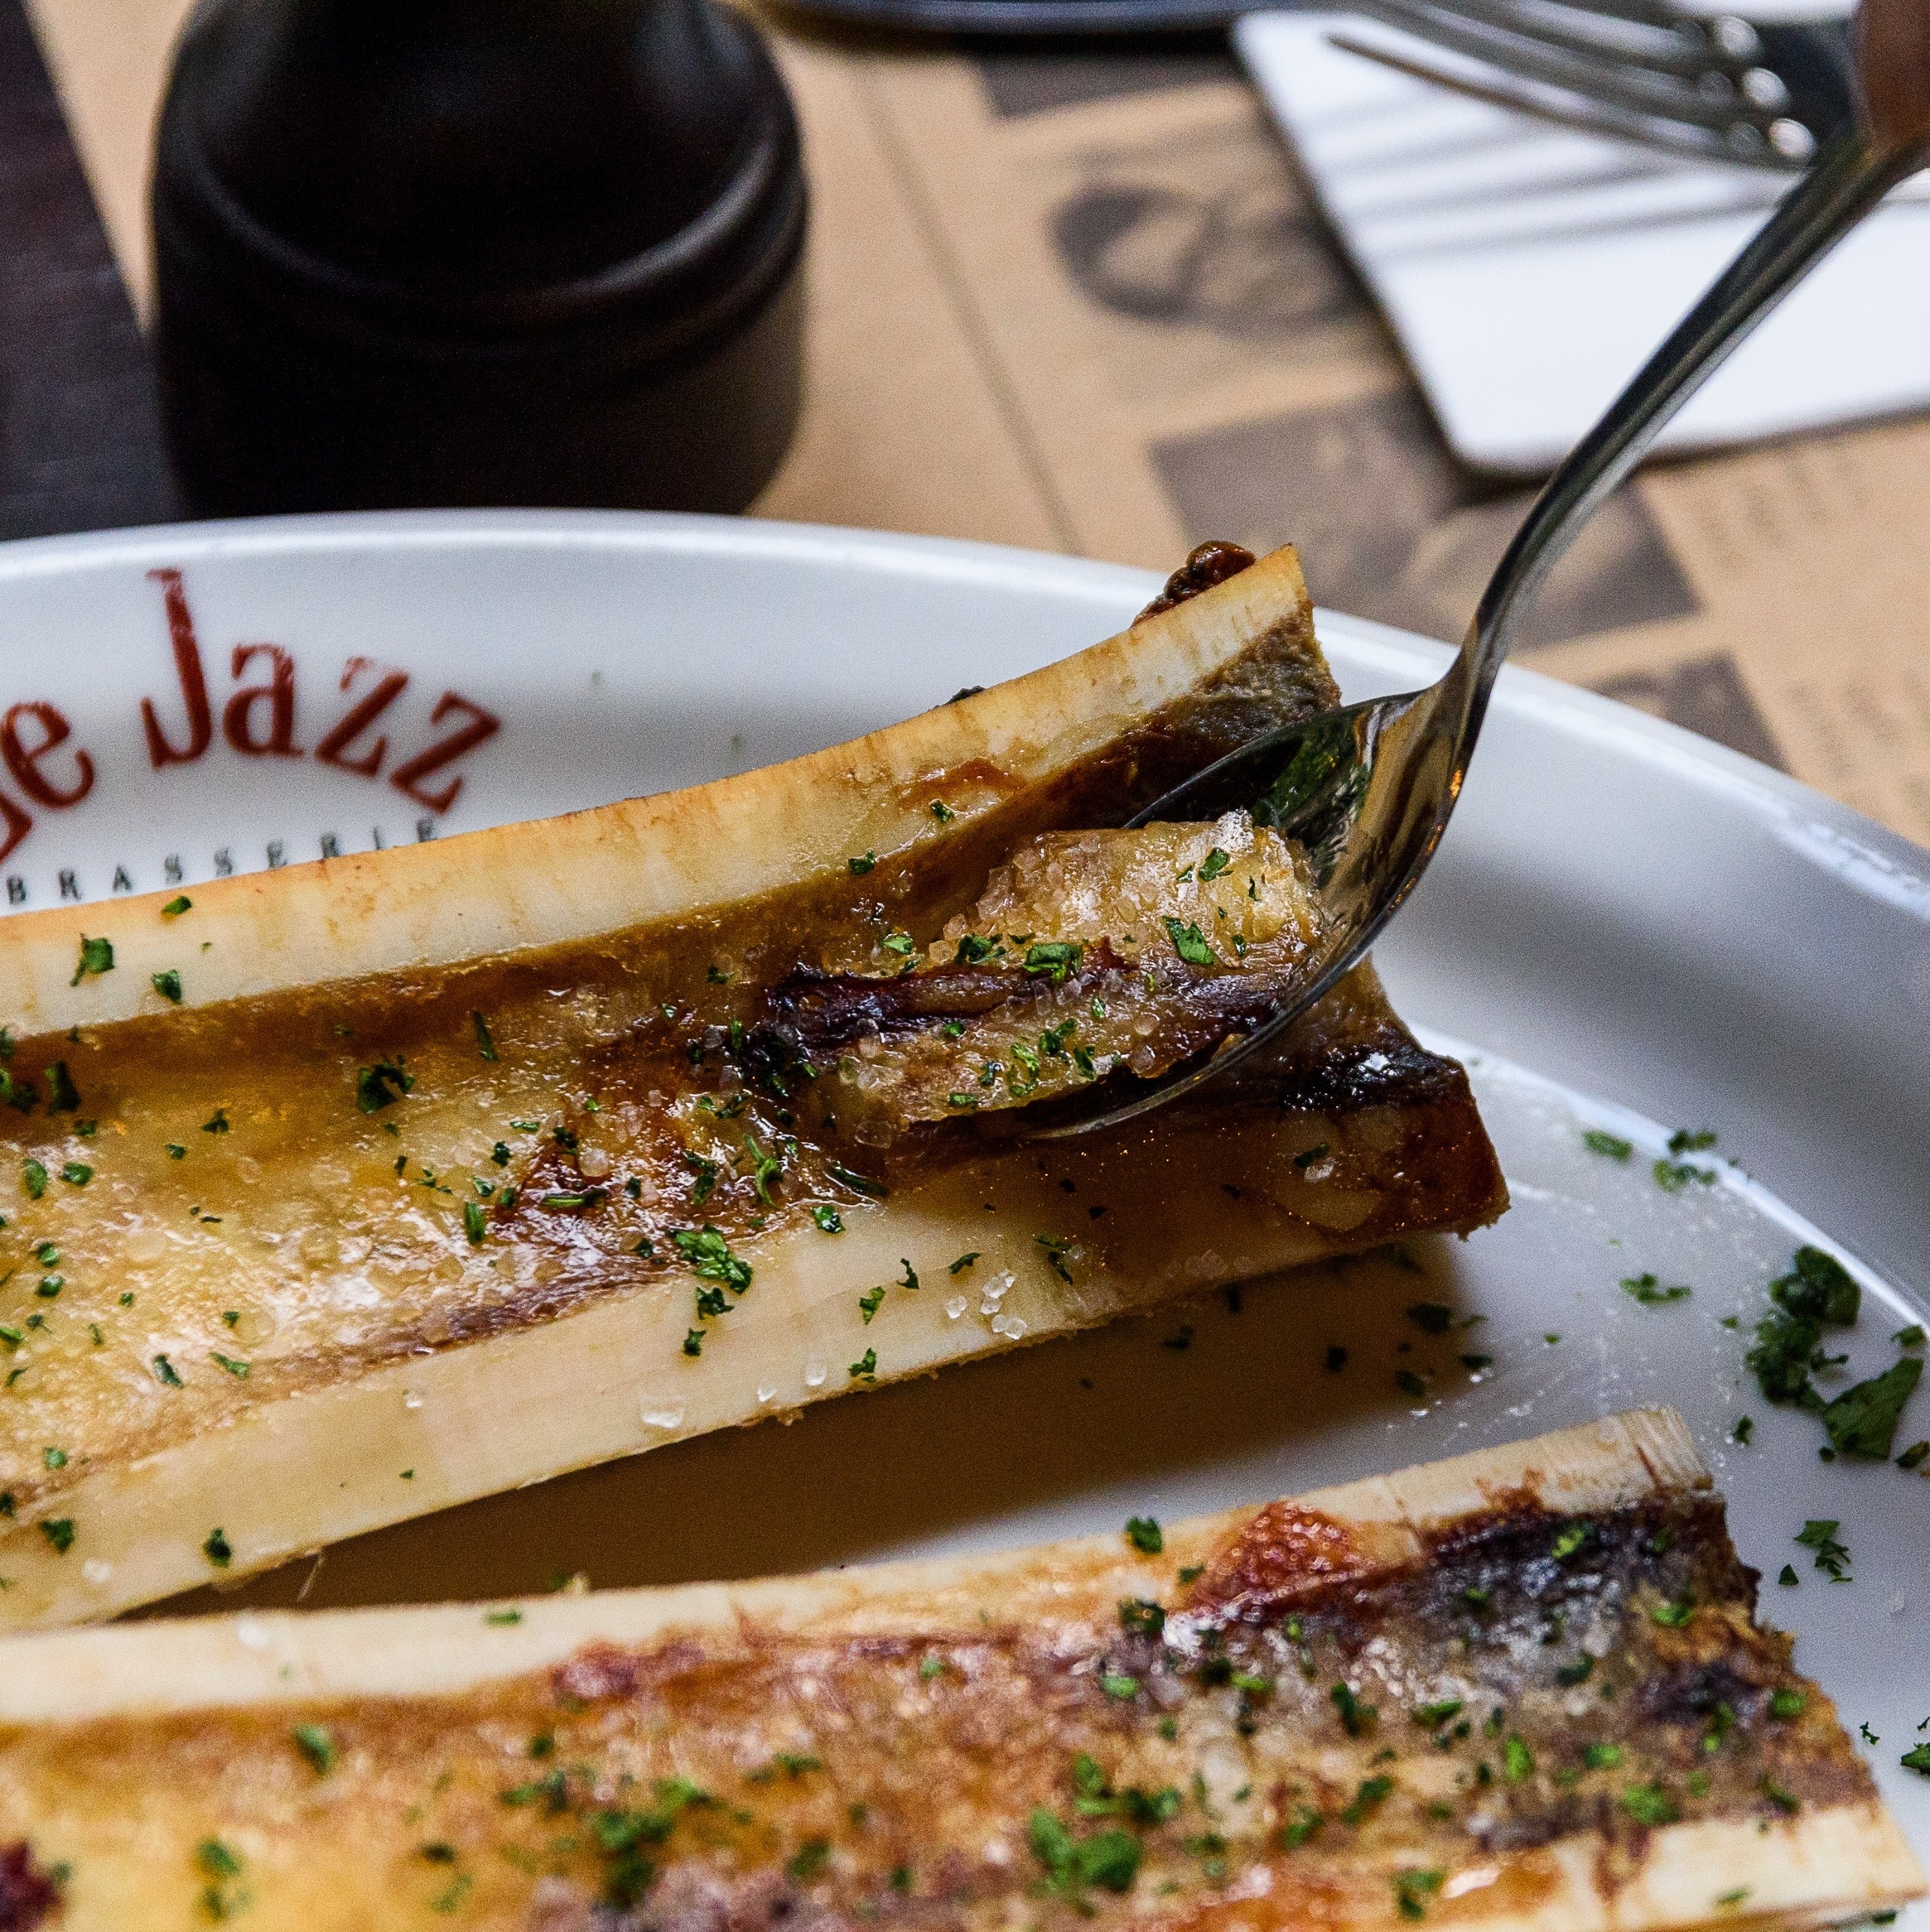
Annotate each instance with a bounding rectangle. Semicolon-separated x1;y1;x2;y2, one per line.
1136;542;1258;623
0;1843;60;1932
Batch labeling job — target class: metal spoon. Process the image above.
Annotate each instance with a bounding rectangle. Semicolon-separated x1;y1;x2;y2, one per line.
1033;0;1930;1140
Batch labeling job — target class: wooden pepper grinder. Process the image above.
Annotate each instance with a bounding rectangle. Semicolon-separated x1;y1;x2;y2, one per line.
151;0;807;516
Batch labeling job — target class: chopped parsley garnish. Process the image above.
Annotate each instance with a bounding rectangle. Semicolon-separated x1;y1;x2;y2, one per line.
1394;1868;1445;1920
1098;1673;1139;1699
152;1354;185;1388
293;1723;338;1774
47;1065;80;1111
1669;1127;1718;1154
848;851;876;875
60;1162;90;1187
166;1142;186;1159
849;1347;876;1382
1902;1744;1930;1775
1654;1158;1715;1192
1330;1681;1377;1737
152;970;183;1005
1796;1519;1851;1582
21;1159;45;1200
162;895;191;917
1162;917;1215;966
1461;1352;1493;1371
197;1839;243;1881
953;933;999;965
1650;1596;1695;1627
896;1259;919;1292
40;1518;74;1554
1550;1520;1592;1562
1405;1302;1454;1334
355;1061;413;1113
1895;1325;1927;1348
210;1352;250;1379
1027;1809;1140;1899
1760;1776;1800;1814
42;1446;65;1470
1197;847;1232;881
810;1204;842;1234
1326;1345;1348;1371
743;1136;784;1205
1733;1416;1755;1445
1582;1130;1633;1160
1771;1246;1860;1325
1394;1369;1428;1400
1821;1357;1922;1459
827;1163;889;1198
1281;1808;1324;1848
1411;1698;1464;1728
683;1329;703;1356
786;1838;832;1883
1035;1232;1074;1283
881;932;916;960
857;1284;885;1324
1022;941;1082;982
462;1199;487;1245
1768;1689;1806;1720
70;935;113;986
1622;1784;1678;1826
949;1251;979;1274
671;1226;751;1293
1622;1273;1691;1305
471;1011;498;1062
1585;1742;1623;1770
1899;1440;1930;1470
1339;1775;1393;1825
1123;1515;1163;1555
1117;1597;1165;1638
203;1527;232;1568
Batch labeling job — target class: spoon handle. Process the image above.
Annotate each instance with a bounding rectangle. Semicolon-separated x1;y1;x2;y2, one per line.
1459;126;1926;744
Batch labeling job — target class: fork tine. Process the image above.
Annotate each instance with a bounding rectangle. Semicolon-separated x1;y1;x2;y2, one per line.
1356;0;1757;122
1344;0;1808;150
1325;28;1810;169
1420;0;1715;79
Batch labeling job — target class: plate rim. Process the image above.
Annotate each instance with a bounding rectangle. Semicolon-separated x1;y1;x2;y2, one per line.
0;507;1920;931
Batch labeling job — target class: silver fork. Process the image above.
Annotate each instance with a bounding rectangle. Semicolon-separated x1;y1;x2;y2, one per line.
1326;0;1855;169
1034;0;1930;1141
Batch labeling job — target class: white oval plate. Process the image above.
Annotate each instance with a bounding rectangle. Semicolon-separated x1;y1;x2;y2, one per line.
3;512;1926;1886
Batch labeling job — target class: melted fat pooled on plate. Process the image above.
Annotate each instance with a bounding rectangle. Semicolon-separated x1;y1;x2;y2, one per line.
755;810;1324;1133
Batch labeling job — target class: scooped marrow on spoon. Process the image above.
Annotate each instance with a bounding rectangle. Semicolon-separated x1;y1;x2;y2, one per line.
755;811;1327;1132
0;544;1507;1628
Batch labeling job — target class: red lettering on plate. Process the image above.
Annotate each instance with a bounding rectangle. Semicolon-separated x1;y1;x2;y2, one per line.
223;644;302;758
1;703;93;808
0;790;30;865
390;692;501;814
314;658;408;778
141;568;214;769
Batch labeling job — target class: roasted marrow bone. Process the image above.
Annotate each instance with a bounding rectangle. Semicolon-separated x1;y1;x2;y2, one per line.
0;1411;1917;1932
0;547;1505;1627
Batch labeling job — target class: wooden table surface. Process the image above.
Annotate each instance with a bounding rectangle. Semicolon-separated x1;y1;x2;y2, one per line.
11;0;1930;847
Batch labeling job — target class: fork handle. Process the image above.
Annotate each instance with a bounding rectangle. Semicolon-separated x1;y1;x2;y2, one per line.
1456;126;1928;742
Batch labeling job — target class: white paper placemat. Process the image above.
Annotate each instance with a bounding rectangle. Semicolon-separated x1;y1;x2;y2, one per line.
1235;9;1930;473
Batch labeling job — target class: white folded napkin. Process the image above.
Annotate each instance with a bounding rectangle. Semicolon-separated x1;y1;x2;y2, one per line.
1235;9;1930;473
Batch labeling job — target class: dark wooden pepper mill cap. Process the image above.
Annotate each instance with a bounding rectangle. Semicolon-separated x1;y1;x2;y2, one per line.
152;0;808;516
